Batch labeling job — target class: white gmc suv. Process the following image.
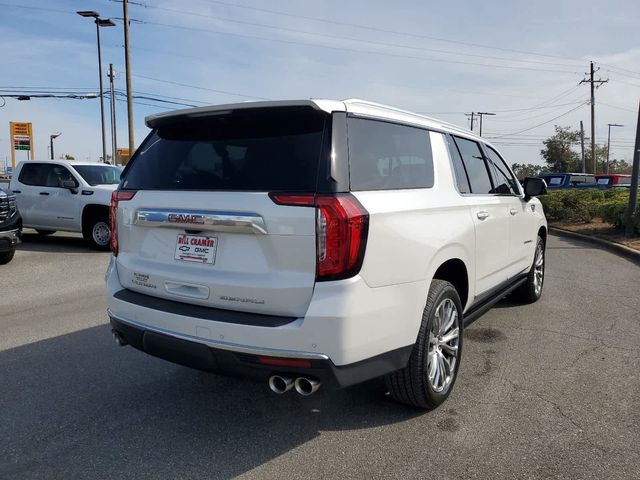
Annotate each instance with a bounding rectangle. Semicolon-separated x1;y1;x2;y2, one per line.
106;99;547;409
10;160;121;249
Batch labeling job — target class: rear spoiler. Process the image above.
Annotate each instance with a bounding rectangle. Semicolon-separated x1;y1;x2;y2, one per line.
145;100;344;129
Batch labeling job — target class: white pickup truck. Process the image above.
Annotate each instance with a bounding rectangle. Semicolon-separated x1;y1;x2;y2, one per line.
9;160;121;249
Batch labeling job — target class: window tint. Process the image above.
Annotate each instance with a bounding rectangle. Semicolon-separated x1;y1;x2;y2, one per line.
74;165;121;186
19;163;48;186
347;117;434;191
446;135;471;194
543;175;564;186
19;163;77;188
569;175;593;185
452;137;493;194
122;108;327;192
483;145;519;195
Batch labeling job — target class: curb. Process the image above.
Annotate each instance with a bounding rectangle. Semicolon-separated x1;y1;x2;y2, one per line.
549;226;640;265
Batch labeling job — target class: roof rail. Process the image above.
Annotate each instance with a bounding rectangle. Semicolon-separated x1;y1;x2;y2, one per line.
342;98;473;136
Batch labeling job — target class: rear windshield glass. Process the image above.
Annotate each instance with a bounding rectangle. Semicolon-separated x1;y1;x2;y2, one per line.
74;165;121;186
122;108;327;192
597;177;611;185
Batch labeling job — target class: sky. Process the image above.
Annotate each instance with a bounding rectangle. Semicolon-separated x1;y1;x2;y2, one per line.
0;0;639;170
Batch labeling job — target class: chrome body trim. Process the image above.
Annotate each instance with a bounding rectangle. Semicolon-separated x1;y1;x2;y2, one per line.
107;309;330;360
134;208;267;234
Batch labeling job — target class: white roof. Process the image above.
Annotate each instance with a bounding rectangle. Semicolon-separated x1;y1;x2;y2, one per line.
145;98;484;142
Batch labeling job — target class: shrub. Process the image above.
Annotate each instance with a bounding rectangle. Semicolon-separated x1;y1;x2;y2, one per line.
539;189;639;234
539;189;603;223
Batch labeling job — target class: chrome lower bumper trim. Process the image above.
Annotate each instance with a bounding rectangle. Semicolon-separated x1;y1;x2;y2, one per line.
107;309;330;361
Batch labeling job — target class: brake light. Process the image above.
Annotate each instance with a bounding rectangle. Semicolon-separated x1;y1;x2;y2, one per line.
110;190;136;256
270;193;369;281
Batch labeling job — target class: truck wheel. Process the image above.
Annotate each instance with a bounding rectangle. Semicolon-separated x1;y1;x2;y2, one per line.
386;279;463;409
36;230;56;236
84;214;111;251
0;249;15;265
513;235;545;304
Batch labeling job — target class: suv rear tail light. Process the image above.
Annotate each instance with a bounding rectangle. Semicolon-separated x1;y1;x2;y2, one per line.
110;190;136;256
270;193;369;281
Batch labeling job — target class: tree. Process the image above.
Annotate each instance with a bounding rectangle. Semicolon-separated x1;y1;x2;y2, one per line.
540;126;581;172
511;163;548;180
607;159;633;174
59;154;75;160
584;143;609;174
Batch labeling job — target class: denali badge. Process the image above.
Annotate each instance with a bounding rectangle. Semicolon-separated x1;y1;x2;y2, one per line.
167;213;205;224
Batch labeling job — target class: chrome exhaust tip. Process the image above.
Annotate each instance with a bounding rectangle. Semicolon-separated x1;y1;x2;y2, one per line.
268;375;294;394
112;330;127;347
294;377;321;396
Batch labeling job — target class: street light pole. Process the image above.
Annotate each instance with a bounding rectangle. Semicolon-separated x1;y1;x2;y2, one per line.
606;123;624;173
49;133;61;160
77;11;115;163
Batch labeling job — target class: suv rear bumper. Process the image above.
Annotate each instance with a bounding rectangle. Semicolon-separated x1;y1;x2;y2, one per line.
109;311;412;388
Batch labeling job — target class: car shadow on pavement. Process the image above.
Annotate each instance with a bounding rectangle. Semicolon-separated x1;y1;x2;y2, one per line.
17;231;95;254
0;325;421;479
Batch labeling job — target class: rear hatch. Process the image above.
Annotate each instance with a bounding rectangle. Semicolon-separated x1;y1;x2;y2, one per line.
114;106;330;317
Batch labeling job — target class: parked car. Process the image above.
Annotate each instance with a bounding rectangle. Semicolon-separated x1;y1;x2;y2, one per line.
10;160;120;249
0;186;21;264
595;174;632;188
539;173;596;189
107;99;548;409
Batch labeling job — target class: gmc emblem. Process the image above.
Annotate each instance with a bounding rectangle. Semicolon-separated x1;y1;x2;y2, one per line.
167;213;205;224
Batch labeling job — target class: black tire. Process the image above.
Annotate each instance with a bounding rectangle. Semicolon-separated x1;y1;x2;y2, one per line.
386;279;463;410
83;214;111;251
36;229;56;236
513;235;545;304
0;249;15;265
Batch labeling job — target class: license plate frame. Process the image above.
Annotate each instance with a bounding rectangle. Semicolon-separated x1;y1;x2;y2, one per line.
174;234;218;265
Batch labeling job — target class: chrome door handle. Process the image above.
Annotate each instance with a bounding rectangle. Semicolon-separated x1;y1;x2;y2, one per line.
510;208;518;215
477;211;489;220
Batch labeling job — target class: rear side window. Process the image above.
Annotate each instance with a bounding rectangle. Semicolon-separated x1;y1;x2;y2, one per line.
619;177;631;185
347;117;434;191
452;137;493;194
446;135;471;194
483;145;519;195
19;163;78;188
122;108;328;192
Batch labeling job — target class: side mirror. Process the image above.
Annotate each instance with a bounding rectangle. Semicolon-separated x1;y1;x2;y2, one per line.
61;179;79;194
523;177;547;200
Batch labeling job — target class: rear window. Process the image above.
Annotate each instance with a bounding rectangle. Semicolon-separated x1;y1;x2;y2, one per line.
543;176;564;186
122;108;328;192
347;117;434;191
597;177;612;185
74;165;121;186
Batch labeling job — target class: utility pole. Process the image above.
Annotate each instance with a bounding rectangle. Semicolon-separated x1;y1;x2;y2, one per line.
606;123;624;173
465;112;477;132
108;64;117;165
49;132;61;160
580;120;586;173
625;100;639;238
580;61;608;174
477;112;496;137
123;0;135;155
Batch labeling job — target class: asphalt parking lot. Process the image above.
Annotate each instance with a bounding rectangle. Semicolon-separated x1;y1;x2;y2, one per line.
1;231;639;479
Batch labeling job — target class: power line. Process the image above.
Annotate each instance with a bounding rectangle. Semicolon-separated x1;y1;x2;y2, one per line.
126;2;585;71
130;18;584;75
486;103;588;138
129;72;271;100
191;0;586;64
